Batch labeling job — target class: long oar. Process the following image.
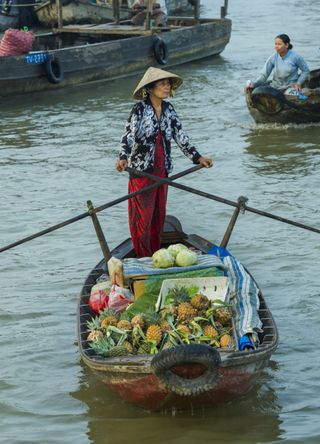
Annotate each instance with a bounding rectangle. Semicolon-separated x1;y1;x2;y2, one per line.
126;167;320;235
0;165;203;253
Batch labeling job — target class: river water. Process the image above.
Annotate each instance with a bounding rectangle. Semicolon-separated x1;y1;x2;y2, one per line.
1;0;320;443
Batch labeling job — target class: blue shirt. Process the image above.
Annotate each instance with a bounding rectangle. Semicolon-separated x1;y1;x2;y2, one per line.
253;49;309;90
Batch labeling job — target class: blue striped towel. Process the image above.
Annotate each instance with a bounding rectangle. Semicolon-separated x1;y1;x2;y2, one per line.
123;254;226;279
209;246;263;340
223;254;263;338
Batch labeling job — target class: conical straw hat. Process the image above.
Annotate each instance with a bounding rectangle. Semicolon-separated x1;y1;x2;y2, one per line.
133;67;183;100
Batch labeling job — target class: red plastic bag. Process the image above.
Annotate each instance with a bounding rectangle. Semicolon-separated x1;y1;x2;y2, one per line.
89;283;110;314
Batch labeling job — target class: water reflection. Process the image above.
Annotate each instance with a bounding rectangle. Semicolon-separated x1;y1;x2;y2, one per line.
71;360;284;444
243;125;320;176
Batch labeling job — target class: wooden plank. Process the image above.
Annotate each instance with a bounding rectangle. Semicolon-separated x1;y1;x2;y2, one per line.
53;23;176;35
54;25;153;35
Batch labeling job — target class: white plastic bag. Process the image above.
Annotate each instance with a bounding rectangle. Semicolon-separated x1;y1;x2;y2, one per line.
108;284;134;313
107;257;125;287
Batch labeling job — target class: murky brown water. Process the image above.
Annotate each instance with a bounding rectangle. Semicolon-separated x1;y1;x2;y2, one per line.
1;1;320;443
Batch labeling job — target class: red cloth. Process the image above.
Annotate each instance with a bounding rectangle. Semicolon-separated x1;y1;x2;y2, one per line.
128;132;168;257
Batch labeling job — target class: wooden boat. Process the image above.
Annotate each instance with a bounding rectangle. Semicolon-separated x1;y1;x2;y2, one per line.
245;68;320;124
0;11;231;98
35;0;194;27
78;215;278;411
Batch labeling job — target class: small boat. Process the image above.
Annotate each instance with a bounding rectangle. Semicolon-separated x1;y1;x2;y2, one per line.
245;68;320;124
35;0;194;27
0;7;231;98
78;215;278;411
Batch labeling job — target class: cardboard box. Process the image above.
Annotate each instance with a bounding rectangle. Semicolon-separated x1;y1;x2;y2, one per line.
132;279;147;299
155;276;229;311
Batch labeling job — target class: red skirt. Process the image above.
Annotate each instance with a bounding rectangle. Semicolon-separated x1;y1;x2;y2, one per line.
128;133;168;257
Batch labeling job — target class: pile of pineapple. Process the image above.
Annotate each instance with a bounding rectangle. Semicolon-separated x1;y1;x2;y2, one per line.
86;285;234;357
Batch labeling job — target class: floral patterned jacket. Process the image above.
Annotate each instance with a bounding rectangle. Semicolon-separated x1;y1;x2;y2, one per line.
119;97;201;174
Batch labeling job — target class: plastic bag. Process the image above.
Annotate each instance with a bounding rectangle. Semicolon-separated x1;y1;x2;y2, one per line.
107;257;125;287
0;28;35;57
108;284;134;313
88;280;112;313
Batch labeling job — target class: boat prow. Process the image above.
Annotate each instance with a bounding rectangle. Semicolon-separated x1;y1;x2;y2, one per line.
246;68;320;124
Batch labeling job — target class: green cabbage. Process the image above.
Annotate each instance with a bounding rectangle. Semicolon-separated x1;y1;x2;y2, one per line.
167;243;188;258
175;249;198;267
152;248;175;268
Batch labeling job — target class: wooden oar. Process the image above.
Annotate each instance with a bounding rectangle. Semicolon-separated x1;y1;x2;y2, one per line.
0;165;203;253
126;167;320;235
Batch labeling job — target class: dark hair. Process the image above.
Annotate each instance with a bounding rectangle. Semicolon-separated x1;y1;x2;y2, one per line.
276;34;293;49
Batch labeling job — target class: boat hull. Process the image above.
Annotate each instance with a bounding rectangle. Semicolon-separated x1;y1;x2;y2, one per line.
78;217;278;411
84;350;274;410
0;18;231;97
245;70;320;124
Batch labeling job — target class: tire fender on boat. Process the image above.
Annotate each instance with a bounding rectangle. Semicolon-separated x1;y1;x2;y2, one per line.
151;344;221;396
251;85;285;114
45;55;64;84
153;37;168;65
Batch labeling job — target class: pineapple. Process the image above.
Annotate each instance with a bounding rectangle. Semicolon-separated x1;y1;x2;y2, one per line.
122;340;134;353
89;335;114;356
203;325;219;338
86;316;102;332
159;319;171;332
159;304;177;319
190;293;210;311
101;315;118;330
167;285;190;304
87;330;103;342
220;334;232;348
131;313;145;329
116;320;132;331
137;342;152;354
214;307;232;325
106;346;129;357
177;302;196;322
176;324;191;335
146;324;162;345
131;325;145;349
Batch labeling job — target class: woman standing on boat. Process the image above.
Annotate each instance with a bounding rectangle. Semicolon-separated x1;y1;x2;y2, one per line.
245;34;309;92
116;67;213;258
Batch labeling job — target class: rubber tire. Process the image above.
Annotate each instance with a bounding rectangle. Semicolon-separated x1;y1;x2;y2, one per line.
151;344;221;396
153;38;168;65
45;55;64;84
251;85;285;115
